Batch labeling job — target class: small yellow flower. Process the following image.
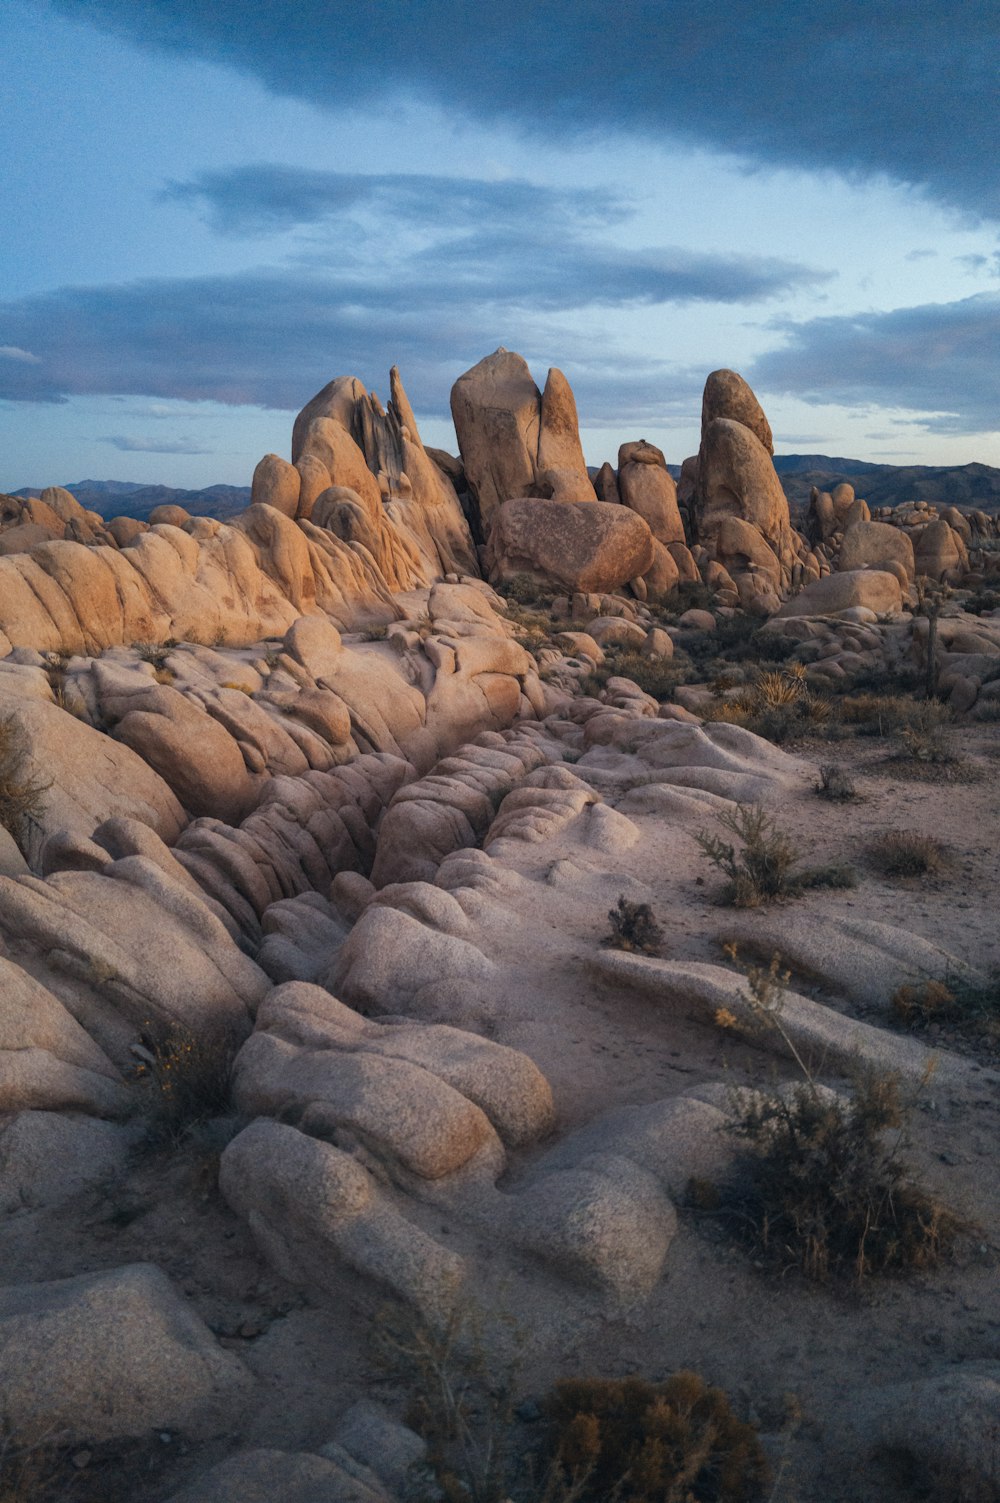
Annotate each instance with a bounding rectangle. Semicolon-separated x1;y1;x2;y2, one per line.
715;1007;739;1030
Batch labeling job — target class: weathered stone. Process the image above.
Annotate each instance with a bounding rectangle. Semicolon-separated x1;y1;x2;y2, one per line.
700;369;773;453
487;498;654;595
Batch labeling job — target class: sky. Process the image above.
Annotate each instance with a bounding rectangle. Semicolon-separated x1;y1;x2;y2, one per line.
1;0;998;491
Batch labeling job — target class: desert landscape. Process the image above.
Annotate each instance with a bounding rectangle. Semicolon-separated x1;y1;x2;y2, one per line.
0;351;998;1501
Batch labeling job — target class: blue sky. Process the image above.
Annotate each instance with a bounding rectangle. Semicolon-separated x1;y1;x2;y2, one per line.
1;0;998;490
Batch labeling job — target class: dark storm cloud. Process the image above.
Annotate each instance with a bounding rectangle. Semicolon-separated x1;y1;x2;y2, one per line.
53;0;1000;219
751;293;1000;435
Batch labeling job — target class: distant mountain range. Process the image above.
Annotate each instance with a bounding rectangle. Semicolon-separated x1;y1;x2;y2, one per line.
771;457;1000;516
13;479;251;522
15;455;1000;524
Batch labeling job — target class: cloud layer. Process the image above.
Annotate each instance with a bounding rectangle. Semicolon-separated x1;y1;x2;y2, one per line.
751;292;1000;435
0;166;828;417
55;0;1000;219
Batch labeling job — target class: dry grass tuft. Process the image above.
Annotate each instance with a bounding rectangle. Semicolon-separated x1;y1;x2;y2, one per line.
0;714;49;854
541;1374;770;1503
867;830;950;878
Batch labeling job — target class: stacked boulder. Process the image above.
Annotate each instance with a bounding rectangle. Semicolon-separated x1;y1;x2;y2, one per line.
686;370;818;613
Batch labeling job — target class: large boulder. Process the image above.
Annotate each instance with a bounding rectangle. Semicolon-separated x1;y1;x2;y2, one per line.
250;453;301;518
537;367;594;495
695;417;791;563
701;369;773;454
451;348;542;529
487;498;654;595
838;519;915;579
617;444;684;546
0;1264;252;1444
776;568;903;619
0;673;187;867
914;517;970;582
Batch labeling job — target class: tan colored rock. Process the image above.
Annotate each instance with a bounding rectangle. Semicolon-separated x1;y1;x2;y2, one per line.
148;504;191;529
106;516;147;547
618;458;684;545
777;568;903;618
696;418;791;562
537;367;593;492
713;515;781;586
40;485;86;522
0;1264;252;1445
838;519;915;579
112;683;258;823
593;461;621;505
450;348;541;528
0;677;186;866
541;466;597;502
666;541;700;583
251;453;301;518
700;369;773;453
914;518;969;582
641;540;681;601
487;498;654;596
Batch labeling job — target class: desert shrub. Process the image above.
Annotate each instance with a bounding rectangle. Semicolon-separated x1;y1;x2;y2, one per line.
650;579;716;619
695;803;856;907
540;1374;769;1503
602;652;684;700
703;666;830;744
0;1424;62;1503
892;975;1000;1045
604;896;664;956
964;586;1000;616
134;640;173;669
0;714;50;853
836;692;924;736
815;764;858;801
867;830;949;878
373;1301;520;1503
897;702;956;764
722;1072;961;1281
135;1022;242;1148
496;573;554;608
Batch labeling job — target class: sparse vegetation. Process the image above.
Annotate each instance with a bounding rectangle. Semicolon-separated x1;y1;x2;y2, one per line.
374;1301;769;1503
815;764;858;801
0;1424;62;1503
372;1300;520;1503
867;830;950;878
134;640;175;670
540;1374;770;1503
135;1022;242;1148
703;665;831;743
695;803;856;906
604;896;664;956
707;955;962;1281
0;714;50;854
892;974;1000;1046
721;1072;961;1281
